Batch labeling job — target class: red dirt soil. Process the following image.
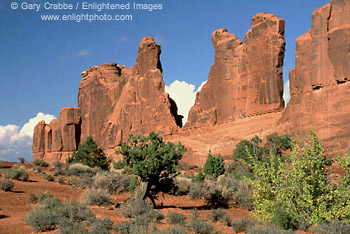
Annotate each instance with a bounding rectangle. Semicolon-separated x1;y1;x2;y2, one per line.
0;161;252;234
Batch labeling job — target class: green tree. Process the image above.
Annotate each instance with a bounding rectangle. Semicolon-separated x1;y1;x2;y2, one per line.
203;151;225;179
248;130;333;228
67;136;111;170
115;132;186;207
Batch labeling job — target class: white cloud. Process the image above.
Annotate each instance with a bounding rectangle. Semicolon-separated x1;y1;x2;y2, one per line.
77;49;91;57
165;80;206;125
283;79;291;105
0;112;56;162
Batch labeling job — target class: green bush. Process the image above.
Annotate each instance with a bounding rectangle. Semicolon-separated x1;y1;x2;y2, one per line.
248;130;333;227
32;158;49;167
0;180;14;192
203;151;225;179
3;165;29;181
67;136;111;170
191;169;205;183
166;211;186;225
84;188;113;206
116;132;186;207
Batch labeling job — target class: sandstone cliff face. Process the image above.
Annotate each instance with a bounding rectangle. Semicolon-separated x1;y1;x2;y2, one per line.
32;107;81;162
33;1;350;164
78;37;181;149
280;0;350;154
33;38;182;162
186;13;285;127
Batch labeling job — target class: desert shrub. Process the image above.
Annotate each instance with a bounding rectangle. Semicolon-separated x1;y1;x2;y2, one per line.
204;187;228;208
0;180;14;192
203;151;225;179
166;211;186;225
67;136;111;170
208;209;227;222
18;157;25;164
132;210;164;226
89;218;114;234
93;172;131;194
246;224;294;234
32;167;42;173
0;162;3;168
57;219;88;234
190;210;216;234
53;161;64;168
67;176;92;189
161;225;188;234
219;177;254;210
221;215;232;226
119;197;153;218
189;182;207;200
3;165;29;181
28;191;55;204
32;158;49;167
56;177;64;184
191;169;205;183
24;193;111;233
43;173;55;182
173;177;191;195
84;188;112;206
231;218;254;233
312;222;350;234
67;163;95;177
116;132;186;207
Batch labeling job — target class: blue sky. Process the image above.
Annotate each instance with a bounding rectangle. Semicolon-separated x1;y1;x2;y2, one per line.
0;0;328;161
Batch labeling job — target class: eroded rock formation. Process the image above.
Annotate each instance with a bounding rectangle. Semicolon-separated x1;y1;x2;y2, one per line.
279;0;350;154
33;37;182;161
32;107;81;162
186;13;285;127
33;0;350;164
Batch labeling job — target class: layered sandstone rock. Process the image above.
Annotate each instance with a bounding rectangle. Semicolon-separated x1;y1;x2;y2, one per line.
32;107;81;162
186;13;285;127
78;37;181;149
280;0;350;154
33;37;182;162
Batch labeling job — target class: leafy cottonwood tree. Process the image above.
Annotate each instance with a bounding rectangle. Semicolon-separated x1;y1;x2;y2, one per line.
115;132;186;207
